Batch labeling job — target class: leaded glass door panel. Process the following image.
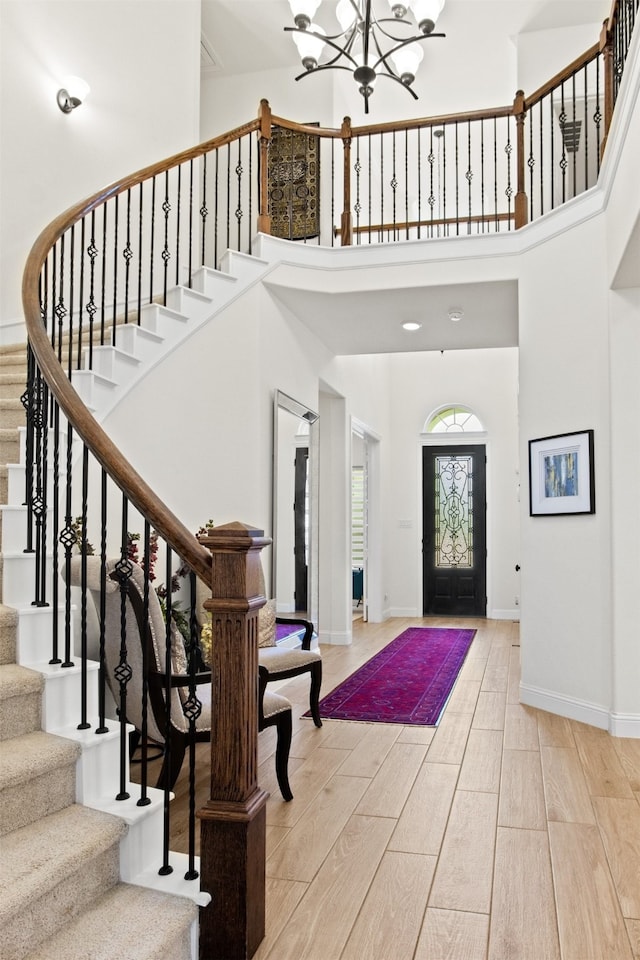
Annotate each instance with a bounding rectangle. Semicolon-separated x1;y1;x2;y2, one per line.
422;445;487;616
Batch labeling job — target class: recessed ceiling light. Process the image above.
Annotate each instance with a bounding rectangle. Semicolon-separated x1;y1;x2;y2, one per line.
448;308;463;322
402;321;422;331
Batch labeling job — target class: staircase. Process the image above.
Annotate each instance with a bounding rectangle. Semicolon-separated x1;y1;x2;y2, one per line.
0;346;201;958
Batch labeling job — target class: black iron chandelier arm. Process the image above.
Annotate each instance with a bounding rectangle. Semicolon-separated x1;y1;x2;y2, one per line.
285;24;362;69
372;30;446;73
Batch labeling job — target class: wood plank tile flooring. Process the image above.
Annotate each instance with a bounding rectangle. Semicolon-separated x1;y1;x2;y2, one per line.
164;616;640;960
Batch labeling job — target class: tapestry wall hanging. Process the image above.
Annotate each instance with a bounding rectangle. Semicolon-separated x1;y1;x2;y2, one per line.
268;124;320;240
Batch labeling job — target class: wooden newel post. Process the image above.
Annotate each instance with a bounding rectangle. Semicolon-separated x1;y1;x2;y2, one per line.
197;521;271;960
257;99;273;236
513;89;528;230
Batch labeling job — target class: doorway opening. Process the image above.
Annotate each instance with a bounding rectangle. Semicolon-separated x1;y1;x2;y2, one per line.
422;406;487;617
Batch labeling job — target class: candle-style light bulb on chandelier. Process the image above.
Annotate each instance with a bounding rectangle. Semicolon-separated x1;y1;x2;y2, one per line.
285;0;446;112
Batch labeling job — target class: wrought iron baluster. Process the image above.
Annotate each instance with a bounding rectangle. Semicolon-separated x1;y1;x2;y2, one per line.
583;64;589;190
550;90;555;212
112;196;120;332
226;142;231;252
331;138;335;247
123;189;133;328
428;127;435;237
186;161;194;288
50;399;61;664
214;148;220;268
595;53;603;172
159;546;174;877
417;127;422;239
87;211;98;366
201;153;208;269
60;420;76;669
539;99;544;218
175;165;182;287
137;183;144;321
100;204;108;343
391;130;397;240
184;569;201;881
505;117;513;226
354;136;361;244
466;120;472;234
441;128;447;235
78;445;91;730
492;117;498;231
114;498;133;801
162;171;171;306
137;520;152;807
379;132;384;244
368;133;372;244
479;119;485;233
96;469;109;735
404;129;409;240
77;217;86;368
149;177;156;306
22;344;36;555
248;133;253;255
453;122;459;236
559;82;568;204
236;138;243;251
571;73;577;198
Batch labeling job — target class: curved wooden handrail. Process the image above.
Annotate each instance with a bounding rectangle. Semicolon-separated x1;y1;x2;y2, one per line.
524;42;601;110
20;115;264;586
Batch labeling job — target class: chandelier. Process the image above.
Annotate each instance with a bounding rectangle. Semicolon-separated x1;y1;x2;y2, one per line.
285;0;446;112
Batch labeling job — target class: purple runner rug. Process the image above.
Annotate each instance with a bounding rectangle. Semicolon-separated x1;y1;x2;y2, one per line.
307;627;476;725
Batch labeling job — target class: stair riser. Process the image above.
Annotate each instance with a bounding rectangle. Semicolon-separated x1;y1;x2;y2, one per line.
0;405;25;429
0;381;25;401
1;553;54;606
0;435;19;463
2;844;121;960
1;505;52;553
0;690;41;741
41;663;100;732
0;761;77;837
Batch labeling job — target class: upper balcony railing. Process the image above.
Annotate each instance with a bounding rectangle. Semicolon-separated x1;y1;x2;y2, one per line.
17;1;637;957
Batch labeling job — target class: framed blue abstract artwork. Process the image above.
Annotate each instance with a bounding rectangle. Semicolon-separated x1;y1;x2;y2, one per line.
529;430;595;516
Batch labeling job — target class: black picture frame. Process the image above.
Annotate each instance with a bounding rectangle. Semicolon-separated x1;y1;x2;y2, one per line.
528;429;595;516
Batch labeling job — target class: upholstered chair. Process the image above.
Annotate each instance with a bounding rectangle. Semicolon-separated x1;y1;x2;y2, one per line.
66;556;294;798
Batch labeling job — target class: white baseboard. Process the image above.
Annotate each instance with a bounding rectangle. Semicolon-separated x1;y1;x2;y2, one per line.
519;682;640;737
319;630;352;646
609;713;640;738
490;608;520;621
388;607;419;618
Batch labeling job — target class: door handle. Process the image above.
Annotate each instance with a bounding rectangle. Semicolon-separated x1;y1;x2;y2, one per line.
515;564;520;572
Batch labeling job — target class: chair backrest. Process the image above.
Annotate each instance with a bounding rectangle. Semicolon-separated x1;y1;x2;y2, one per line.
66;555;189;742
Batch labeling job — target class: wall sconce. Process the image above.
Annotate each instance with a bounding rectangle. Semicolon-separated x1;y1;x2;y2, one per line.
57;76;90;114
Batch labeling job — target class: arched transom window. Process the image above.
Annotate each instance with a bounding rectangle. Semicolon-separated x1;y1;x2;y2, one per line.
424;405;485;434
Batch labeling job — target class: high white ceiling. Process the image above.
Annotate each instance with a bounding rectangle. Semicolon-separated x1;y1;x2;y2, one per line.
201;1;611;77
200;0;610;356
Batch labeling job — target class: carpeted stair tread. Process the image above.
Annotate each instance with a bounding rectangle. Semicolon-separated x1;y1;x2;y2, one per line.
0;804;128;959
0;731;80;836
0;603;18;664
0;730;80;787
0;664;43;739
22;882;198;960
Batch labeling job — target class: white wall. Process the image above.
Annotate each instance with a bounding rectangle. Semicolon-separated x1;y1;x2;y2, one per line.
518;214;612;726
382;348;519;618
0;0;201;338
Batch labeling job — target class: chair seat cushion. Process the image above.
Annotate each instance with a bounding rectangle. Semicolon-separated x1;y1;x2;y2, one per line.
258;647;321;673
263;690;292;719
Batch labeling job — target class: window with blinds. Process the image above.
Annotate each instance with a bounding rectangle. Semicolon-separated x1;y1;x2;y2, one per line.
352;466;365;568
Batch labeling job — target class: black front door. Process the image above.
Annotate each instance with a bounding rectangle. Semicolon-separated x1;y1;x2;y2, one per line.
422;445;487;616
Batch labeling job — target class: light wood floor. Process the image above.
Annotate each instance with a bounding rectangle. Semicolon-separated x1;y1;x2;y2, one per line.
165;617;640;960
